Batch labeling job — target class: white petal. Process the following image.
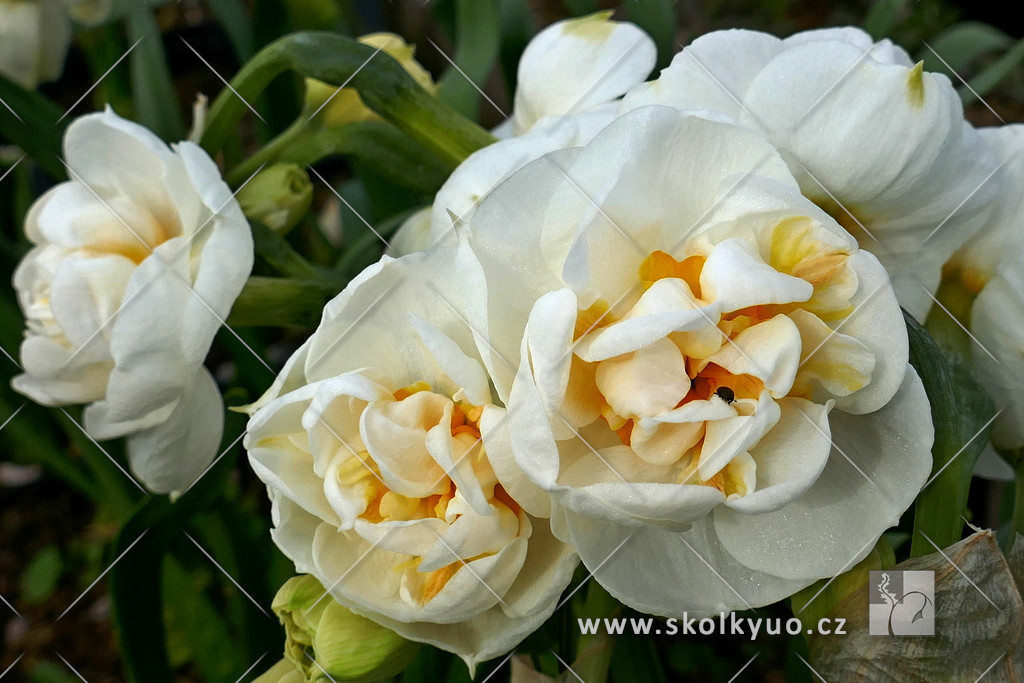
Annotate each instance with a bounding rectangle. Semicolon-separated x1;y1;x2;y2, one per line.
714;365;932;580
512;13;656;134
595;337;690;420
125;368;224;494
699;238;813;312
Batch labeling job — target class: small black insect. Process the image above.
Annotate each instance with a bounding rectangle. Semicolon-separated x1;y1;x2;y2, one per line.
715;386;735;404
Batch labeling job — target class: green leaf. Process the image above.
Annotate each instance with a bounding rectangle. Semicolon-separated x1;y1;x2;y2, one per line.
906;310;996;556
863;0;912;40
609;635;667;683
0;74;67;179
109;411;245;683
921;22;1013;76
205;0;255;61
126;6;185;141
962;36;1024;104
20;545;63;605
437;0;502;121
496;0;536;98
200;32;495;168
627;0;679;69
27;661;81;683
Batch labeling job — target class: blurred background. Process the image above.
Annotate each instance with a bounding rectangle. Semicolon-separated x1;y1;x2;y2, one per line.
1;0;1022;680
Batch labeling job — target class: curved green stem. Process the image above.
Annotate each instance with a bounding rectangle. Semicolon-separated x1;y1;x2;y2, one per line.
201;31;494;167
228;117;311;185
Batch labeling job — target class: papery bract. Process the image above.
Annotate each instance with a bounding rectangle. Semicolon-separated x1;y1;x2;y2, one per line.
245;247;577;672
463;106;933;614
11;108;253;493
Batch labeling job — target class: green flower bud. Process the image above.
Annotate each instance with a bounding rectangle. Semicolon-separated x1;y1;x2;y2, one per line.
253;658;305;683
273;575;420;682
237;164;313;235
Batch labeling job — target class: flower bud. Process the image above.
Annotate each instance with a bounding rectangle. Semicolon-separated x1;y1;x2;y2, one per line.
273;575;420;682
304;33;436;127
237;164;313;235
253;658;304;683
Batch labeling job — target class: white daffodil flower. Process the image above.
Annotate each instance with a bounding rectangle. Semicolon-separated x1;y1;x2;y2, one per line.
622;27;1000;321
12;108;253;493
942;125;1024;454
0;0;71;88
390;12;656;254
464;106;933;615
244;247;578;673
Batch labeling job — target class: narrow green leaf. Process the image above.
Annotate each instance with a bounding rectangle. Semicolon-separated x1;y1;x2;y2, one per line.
628;0;679;70
496;0;536;98
126;6;185;140
205;0;255;61
109;411;245;683
250;219;324;280
922;22;1012;76
437;0;502;120
962;36;1024;104
20;545;63;605
201;32;495;168
863;0;912;40
906;310;995;556
0;74;66;178
609;635;667;683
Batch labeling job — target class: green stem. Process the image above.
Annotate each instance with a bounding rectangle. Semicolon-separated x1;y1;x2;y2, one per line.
201;32;494;167
227;276;340;328
228;117;311;185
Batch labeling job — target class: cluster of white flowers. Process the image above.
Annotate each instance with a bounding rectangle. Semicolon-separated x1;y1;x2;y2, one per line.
241;13;1024;671
12;10;1024;676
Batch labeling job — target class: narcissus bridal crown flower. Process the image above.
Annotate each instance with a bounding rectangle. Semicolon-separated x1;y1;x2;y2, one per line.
622;27;1000;321
11;108;253;493
244;247;577;672
464;106;933;615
